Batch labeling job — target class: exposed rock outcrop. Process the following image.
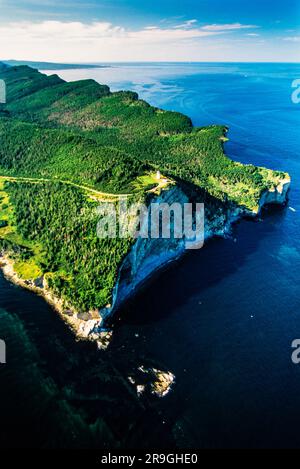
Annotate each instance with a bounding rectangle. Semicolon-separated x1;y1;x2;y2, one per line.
258;177;291;211
128;366;175;398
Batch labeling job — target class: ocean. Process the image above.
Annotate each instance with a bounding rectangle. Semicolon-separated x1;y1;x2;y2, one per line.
1;62;300;448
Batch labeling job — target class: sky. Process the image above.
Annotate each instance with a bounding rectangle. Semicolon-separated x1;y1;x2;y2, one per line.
0;0;299;62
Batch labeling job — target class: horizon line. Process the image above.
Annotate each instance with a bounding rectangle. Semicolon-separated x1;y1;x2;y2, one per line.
2;59;300;65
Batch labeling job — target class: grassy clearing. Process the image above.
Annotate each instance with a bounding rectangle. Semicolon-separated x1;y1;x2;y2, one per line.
14;259;43;280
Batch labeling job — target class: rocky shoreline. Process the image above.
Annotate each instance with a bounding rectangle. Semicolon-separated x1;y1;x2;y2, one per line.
0;254;112;350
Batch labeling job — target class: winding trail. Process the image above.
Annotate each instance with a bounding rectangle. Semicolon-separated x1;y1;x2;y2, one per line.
0;174;171;201
0;175;133;201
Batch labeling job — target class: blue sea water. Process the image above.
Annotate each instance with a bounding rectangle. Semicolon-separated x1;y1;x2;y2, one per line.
1;63;300;448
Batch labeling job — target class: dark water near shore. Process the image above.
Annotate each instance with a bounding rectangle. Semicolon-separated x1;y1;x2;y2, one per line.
1;63;300;448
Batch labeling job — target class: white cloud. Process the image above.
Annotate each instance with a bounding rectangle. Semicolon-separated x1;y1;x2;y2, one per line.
0;20;297;62
0;19;233;62
202;23;258;31
173;19;198;29
284;36;300;42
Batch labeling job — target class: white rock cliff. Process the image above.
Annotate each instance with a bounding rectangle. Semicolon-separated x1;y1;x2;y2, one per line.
104;176;291;318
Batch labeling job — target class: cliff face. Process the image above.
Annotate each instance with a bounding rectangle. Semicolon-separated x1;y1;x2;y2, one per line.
108;186;189;316
258;177;291;211
106;176;291;317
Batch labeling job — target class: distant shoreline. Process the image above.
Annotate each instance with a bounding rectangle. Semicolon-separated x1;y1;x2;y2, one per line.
1;60;109;70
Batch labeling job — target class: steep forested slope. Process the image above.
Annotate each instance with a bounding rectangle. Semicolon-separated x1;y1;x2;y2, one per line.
0;64;286;207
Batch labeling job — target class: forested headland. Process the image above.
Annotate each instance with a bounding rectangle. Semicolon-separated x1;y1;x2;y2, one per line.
0;63;288;312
